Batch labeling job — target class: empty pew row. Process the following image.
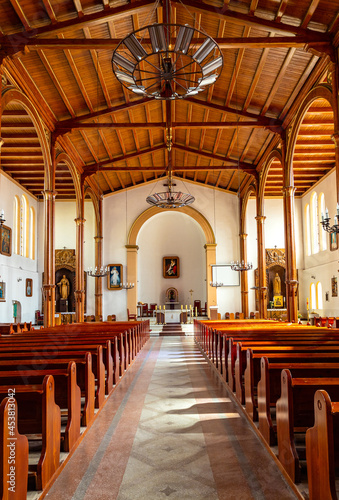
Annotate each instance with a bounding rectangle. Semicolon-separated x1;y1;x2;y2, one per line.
0;320;150;498
193;319;339;498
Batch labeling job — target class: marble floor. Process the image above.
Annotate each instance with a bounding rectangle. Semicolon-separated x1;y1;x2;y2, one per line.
44;336;299;500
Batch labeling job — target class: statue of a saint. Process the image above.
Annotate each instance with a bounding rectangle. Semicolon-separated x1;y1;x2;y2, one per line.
57;275;70;300
273;273;281;296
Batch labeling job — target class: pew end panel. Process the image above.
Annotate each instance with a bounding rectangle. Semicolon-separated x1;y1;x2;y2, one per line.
0;397;29;500
306;390;339;500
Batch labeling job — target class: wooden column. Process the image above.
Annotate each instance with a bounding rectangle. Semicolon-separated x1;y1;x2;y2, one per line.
42;189;56;327
283;186;298;322
126;244;139;316
205;243;217;315
74;216;86;322
255;215;267;319
94;236;103;318
240;232;249;318
94;198;103;319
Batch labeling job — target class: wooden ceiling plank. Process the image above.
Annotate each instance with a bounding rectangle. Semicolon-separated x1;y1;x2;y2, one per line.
57;34;94;113
41;0;58;24
73;0;84;18
301;0;320;28
226;171;236;190
275;0;289;22
198;110;209;152
116;172;125;189
9;0;31;31
249;0;259;16
215;171;223;187
243;34;274;111
174;143;256;173
261;48;296;116
6;0;156;39
83;27;112;108
37;49;76;117
225;26;251;107
175;0;325;37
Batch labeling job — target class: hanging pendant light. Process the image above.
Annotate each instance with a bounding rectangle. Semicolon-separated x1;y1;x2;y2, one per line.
112;0;223;100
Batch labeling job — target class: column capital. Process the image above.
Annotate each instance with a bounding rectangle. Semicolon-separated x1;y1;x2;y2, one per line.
94;236;103;243
74;217;86;226
332;133;339;148
240;233;248;240
125;244;139;251
282;186;296;197
204;243;217;250
255;215;266;223
42;190;57;200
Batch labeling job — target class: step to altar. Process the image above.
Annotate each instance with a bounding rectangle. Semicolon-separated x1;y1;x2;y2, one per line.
160;323;185;336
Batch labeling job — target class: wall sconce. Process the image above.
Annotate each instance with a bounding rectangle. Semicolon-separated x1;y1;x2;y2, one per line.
311;275;316;279
17;278;22;282
0;209;5;226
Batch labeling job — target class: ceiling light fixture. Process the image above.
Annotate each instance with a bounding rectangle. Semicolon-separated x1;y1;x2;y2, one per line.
112;0;223;100
146;127;195;208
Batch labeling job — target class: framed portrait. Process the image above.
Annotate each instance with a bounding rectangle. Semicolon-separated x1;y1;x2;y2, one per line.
332;277;338;297
330;232;338;251
163;256;180;279
26;278;32;297
107;264;123;290
0;225;11;256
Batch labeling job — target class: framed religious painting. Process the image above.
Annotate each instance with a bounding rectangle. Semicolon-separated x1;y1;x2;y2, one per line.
330;232;339;251
163;256;180;279
26;278;33;297
107;264;123;290
0;225;11;256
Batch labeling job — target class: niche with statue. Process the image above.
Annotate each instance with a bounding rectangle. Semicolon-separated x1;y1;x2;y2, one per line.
266;248;286;308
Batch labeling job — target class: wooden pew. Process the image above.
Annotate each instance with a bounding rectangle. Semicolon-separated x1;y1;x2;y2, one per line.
306;389;339;500
0;361;80;452
0;354;94;428
0;343;105;410
244;349;339;422
257;357;339;445
0;397;29;500
276;369;339;483
0;375;60;491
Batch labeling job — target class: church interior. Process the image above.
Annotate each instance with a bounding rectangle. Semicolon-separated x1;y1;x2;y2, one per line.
1;0;339;498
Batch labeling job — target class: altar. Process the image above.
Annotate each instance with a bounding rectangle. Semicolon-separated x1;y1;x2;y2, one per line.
164;309;183;323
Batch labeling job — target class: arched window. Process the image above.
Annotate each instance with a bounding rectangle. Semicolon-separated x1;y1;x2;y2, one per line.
20;195;28;258
316;281;323;309
310;283;316;310
318;193;327;251
29;206;35;260
304;203;311;256
13;196;20;255
310;191;319;254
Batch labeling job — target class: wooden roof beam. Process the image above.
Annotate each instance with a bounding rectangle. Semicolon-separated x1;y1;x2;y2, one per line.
186;97;282;126
174;0;329;37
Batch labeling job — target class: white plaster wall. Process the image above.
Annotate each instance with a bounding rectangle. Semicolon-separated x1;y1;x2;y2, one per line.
246;196;303;313
137;211;206;306
300;170;339;317
0;172;39;323
103;180;242;320
54;201;96;315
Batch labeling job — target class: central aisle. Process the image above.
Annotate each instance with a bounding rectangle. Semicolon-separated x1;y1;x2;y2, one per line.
45;337;298;500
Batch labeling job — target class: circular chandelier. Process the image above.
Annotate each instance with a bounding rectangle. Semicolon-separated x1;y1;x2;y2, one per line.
231;260;253;272
146;170;195;208
112;23;223;100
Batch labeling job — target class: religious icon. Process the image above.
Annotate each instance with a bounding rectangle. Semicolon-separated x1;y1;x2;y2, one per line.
163;257;180;278
26;278;32;297
107;264;123;290
0;225;11;257
332;276;338;297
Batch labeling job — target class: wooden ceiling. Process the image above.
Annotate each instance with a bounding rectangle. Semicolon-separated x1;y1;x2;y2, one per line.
0;0;338;200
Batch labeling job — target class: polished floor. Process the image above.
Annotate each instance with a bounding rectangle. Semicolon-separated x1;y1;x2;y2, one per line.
44;336;299;500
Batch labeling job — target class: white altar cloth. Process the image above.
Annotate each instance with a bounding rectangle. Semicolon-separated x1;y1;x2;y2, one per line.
164;309;185;323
